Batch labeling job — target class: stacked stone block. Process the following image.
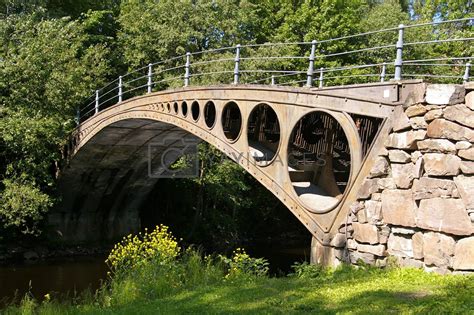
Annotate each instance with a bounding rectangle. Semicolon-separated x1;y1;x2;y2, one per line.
331;83;474;274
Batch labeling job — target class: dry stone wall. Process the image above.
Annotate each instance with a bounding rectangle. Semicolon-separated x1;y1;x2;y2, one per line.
328;83;474;274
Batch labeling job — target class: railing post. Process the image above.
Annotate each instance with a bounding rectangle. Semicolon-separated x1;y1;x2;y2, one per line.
306;40;317;87
75;107;80;125
233;44;241;85
318;67;324;88
271;75;275;86
463;62;471;83
184;52;191;87
380;62;387;82
147;63;153;94
95;90;99;114
118;75;123;103
394;24;404;81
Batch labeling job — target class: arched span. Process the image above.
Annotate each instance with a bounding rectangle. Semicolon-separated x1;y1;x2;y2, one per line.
57;85;394;243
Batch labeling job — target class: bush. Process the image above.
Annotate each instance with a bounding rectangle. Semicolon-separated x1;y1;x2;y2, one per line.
105;224;180;274
220;248;269;278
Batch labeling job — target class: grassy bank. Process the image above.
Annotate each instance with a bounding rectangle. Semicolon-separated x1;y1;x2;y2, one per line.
3;227;474;314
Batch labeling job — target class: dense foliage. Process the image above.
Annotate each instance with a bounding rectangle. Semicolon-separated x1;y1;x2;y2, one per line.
0;0;472;242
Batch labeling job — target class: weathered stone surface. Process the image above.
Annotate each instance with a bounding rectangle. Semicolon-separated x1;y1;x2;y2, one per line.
349;251;375;265
330;233;346;248
427;119;474;142
423;232;455;268
458;147;474;161
356;208;368;223
423;153;460;176
454;175;474;209
444;104;474;128
392;227;416;235
386;130;426;150
425;84;465;105
405;104;427;117
466;91;474;110
412;232;424;260
365;200;382;224
352;222;379;244
460;161;474;174
417;198;473;236
411;151;422;163
424;265;451;275
456;141;472;150
387;234;413;258
412;177;456;200
424;109;443;122
388;150;411;163
392;106;411;132
410;117;428;129
369;157;390;178
350;202;364;214
381;189;416;227
357;243;386;256
392;163;418;188
377;178;396;190
371;192;382;201
398;257;423;268
347;239;358;250
453;237;474;270
417;139;456;153
378;226;391;244
358;179;379;199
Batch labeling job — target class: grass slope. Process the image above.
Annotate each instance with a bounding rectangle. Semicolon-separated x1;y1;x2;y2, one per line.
5;266;473;314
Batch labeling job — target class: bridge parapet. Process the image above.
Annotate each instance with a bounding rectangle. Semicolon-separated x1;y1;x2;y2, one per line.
315;83;474;274
77;18;472;123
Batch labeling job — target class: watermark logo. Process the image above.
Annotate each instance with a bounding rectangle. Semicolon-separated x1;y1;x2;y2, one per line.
148;135;328;179
148;134;199;178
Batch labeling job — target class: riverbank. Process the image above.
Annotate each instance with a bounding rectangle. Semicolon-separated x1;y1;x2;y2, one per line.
3;265;473;314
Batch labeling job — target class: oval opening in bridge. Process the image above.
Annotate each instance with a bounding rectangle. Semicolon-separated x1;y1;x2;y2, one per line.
204;101;216;129
221;101;242;142
167;103;171;112
181;101;188;117
191;101;200;121
287;111;351;212
173;102;178;114
247;103;280;166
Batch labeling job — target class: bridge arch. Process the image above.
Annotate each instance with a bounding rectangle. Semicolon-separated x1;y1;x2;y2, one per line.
59;85;398;243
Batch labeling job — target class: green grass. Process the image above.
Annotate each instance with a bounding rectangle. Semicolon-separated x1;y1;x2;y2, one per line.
4;262;474;314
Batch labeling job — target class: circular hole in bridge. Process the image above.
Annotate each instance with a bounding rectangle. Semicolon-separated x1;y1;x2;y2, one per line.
204;101;216;129
166;103;171;112
247;103;280;166
287;111;351;212
173;102;178;114
221;101;242;142
181;101;188;117
191;101;200;121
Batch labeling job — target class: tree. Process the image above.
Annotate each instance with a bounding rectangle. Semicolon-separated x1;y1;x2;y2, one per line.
0;13;112;234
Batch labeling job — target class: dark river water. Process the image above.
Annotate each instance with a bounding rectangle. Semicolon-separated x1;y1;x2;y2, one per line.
0;247;309;305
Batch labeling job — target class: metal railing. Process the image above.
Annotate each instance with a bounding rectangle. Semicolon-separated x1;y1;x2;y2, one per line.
77;17;473;124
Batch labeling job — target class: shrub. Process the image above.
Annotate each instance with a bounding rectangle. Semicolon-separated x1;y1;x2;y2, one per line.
220;248;269;278
105;224;180;274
